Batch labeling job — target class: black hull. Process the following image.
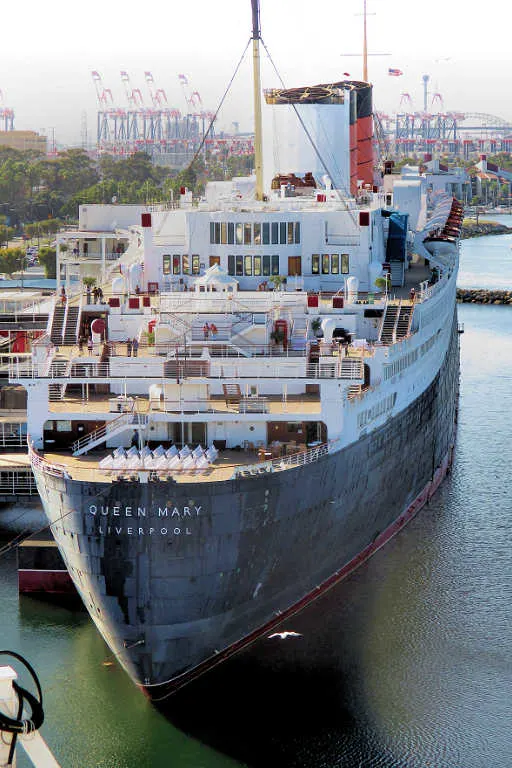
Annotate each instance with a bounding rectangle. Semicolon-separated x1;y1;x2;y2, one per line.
34;313;460;693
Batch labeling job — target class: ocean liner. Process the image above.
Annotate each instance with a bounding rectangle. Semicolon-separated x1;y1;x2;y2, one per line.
11;1;461;696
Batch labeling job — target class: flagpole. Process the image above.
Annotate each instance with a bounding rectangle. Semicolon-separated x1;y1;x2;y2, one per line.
362;0;368;82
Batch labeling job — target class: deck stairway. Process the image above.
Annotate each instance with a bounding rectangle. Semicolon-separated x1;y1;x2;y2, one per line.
72;409;148;457
49;305;66;345
389;260;405;287
379;304;399;345
222;383;242;407
191;317;232;341
63;305;80;345
289;317;309;351
396;305;413;339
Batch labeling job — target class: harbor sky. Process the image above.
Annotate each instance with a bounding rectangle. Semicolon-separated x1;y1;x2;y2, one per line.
2;0;512;144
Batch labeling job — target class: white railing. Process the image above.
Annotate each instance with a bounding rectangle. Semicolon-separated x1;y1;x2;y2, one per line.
231;441;331;479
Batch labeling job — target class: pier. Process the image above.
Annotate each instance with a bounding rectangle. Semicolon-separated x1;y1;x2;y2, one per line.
457;289;512;305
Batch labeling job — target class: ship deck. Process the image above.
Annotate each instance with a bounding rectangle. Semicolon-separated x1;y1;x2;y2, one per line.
40;445;317;484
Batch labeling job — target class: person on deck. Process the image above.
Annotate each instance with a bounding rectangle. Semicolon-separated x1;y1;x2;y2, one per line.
409;287;416;303
203;322;210;340
127;338;132;357
132;337;139;357
87;337;93;354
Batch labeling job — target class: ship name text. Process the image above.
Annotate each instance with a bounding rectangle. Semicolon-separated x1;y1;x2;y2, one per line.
88;505;201;518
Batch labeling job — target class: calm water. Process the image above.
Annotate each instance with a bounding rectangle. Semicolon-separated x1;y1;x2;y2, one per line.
459;214;512;289
1;238;512;766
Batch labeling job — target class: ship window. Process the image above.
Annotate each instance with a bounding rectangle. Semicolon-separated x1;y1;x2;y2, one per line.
253;255;262;276
262;255;271;276
253;223;261;245
209;256;220;268
294;221;301;244
262;222;270;245
244;255;253;275
280;222;287;244
271;255;280;275
244;223;252;245
287;222;294;244
341;254;349;273
228;255;235;275
182;254;189;274
214;222;221;244
312;254;320;274
162;254;171;275
322;254;330;274
172;255;181;275
192;254;200;275
331;254;340;274
209;222;215;244
227;222;235;244
236;223;243;245
235;255;243;276
271;222;279;244
221;222;228;244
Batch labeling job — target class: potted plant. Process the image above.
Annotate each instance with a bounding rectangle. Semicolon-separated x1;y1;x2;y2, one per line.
374;275;391;295
311;317;323;338
270;274;285;292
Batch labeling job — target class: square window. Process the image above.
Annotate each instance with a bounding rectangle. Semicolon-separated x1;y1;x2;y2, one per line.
280;222;287;244
209;222;215;244
228;255;235;275
262;255;271;276
182;254;189;274
312;254;320;274
322;254;330;274
172;255;181;274
271;222;279;244
341;254;349;273
262;222;270;245
294;221;301;244
192;254;200;275
254;255;261;276
331;254;339;274
228;222;235;244
253;223;261;245
214;222;221;244
163;254;171;275
287;222;294;244
221;222;228;244
236;223;243;245
244;255;253;275
235;255;243;276
244;223;252;245
272;255;280;275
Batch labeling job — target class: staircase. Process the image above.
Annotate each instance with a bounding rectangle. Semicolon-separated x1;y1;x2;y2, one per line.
72;410;148;456
396;305;413;339
63;305;80;345
222;383;242;407
50;305;66;345
379;304;399;345
289;317;309;351
389;260;405;287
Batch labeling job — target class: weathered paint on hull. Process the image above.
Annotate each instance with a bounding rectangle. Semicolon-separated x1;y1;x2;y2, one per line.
33;313;459;692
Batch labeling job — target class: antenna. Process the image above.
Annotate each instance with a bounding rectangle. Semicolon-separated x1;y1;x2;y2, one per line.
251;0;264;200
343;0;391;81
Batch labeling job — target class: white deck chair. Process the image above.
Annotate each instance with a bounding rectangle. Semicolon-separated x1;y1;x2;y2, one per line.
126;455;142;470
153;455;168;471
165;445;179;459
99;454;114;469
113;447;126;459
153;445;166;458
112;455;127;470
195;454;210;470
206;446;219;462
140;446;152;459
167;455;182;470
192;444;204;458
126;446;139;458
143;455;156;469
179;444;192;458
181;455;196;471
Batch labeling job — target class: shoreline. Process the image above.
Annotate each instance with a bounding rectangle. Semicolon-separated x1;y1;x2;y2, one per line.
461;219;512;239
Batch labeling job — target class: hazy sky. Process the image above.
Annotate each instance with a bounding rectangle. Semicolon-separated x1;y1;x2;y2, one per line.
2;0;511;145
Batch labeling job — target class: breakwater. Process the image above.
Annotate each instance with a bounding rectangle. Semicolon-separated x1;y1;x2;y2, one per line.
462;220;512;239
457;289;512;305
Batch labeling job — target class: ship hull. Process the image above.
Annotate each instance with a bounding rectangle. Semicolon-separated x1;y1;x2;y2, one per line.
33;312;459;695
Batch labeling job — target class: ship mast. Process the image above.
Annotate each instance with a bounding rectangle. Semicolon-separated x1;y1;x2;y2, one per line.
251;0;264;200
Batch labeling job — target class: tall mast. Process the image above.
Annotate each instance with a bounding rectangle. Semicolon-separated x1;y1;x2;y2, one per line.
362;0;368;82
251;0;264;200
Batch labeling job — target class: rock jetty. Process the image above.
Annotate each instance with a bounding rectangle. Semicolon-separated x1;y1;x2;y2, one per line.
462;220;512;239
457;289;512;305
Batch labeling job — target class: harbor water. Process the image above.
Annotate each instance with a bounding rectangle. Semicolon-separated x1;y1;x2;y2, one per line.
1;233;512;767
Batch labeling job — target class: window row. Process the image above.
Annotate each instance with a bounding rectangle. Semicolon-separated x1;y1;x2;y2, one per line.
163;254;201;275
311;253;350;275
227;254;280;277
210;221;301;246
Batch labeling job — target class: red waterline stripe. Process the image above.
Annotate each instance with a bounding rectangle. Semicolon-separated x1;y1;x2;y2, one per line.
143;442;455;699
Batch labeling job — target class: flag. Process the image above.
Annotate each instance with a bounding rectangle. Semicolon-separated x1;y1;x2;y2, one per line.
178;74;188;85
343;72;351;77
388;68;403;76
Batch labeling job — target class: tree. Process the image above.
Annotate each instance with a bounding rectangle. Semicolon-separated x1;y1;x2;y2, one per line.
0;247;24;277
38;246;57;279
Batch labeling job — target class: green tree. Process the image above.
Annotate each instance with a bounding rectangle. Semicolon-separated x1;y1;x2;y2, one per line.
38;246;57;279
0;247;24;277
